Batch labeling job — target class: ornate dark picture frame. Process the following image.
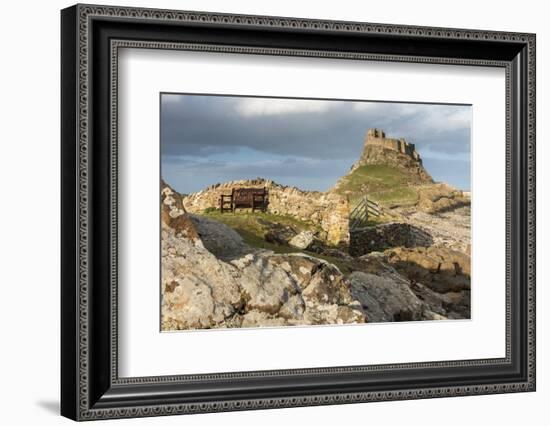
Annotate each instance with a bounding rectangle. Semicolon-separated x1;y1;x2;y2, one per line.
61;4;536;421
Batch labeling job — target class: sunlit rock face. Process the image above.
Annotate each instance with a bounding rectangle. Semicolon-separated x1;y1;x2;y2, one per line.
160;184;366;331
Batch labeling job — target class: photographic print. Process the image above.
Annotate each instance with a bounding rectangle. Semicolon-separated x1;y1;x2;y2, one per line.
61;7;535;417
160;94;472;331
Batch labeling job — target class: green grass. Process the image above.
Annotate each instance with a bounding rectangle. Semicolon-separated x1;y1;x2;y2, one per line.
198;210;352;273
236;232;352;274
336;164;419;207
233;228;300;254
202;210;317;234
200;210;316;252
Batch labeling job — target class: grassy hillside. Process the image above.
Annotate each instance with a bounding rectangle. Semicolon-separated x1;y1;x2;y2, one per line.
198;210;352;272
335;164;419;207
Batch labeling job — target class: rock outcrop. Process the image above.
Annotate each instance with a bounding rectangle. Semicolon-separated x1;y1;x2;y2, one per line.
288;231;315;250
397;206;471;254
161;185;366;331
385;246;471;294
189;214;252;261
351;128;433;183
350;271;426;322
415;183;470;214
349;249;470;321
331;129;469;225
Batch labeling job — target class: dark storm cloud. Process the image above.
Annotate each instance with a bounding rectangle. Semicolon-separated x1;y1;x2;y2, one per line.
162;154;351;193
160;94;471;192
161;95;471;161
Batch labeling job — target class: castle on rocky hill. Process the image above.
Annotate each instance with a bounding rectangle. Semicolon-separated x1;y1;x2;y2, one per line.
365;128;422;164
346;128;433;183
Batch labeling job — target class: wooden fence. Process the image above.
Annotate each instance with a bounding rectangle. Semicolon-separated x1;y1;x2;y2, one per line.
349;196;380;231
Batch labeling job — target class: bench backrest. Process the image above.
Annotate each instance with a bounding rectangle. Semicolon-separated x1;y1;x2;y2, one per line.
232;187;267;204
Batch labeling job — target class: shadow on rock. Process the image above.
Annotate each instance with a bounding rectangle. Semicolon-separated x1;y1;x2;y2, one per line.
350;249;471;322
189;214;255;261
385;246;470;294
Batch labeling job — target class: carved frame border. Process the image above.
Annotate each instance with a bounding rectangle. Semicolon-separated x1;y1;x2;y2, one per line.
61;3;536;421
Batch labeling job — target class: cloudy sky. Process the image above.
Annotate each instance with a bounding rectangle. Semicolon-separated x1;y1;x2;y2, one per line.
161;94;471;194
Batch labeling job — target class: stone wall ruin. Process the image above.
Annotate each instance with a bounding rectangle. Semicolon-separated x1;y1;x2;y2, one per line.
365;128;422;163
182;179;351;246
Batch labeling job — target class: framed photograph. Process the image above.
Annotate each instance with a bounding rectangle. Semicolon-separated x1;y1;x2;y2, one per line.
61;4;536;421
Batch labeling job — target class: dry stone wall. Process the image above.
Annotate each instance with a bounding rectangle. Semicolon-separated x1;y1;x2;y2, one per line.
182;179;350;246
349;223;433;257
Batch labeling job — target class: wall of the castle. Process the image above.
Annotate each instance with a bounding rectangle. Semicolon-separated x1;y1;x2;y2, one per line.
365;135;406;153
365;130;421;162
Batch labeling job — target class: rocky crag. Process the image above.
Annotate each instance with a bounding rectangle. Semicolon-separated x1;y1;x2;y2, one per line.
352;128;433;183
332;129;469;213
161;182;366;330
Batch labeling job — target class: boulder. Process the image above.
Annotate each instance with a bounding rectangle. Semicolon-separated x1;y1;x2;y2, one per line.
416;183;470;214
349;271;426;322
262;221;298;246
289;230;315;250
161;180;187;218
190;214;252;260
349;251;471;320
385;246;471;294
161;230;242;330
231;254;299;315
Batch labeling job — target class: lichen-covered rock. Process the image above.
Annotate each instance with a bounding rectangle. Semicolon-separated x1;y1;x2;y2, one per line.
161;187;366;330
231;255;298;315
240;311;288;328
349;271;426;322
416;183;470;214
161;180;199;241
161;220;243;328
349;251;470;320
385;246;471;294
161;180;187;218
288;230;315;250
189;214;252;260
278;294;306;320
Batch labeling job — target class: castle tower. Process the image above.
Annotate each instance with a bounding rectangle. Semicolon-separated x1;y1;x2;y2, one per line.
363;128;422;165
366;128;386;140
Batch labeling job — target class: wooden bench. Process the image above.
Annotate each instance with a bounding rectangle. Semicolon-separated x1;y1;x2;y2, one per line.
220;187;268;213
